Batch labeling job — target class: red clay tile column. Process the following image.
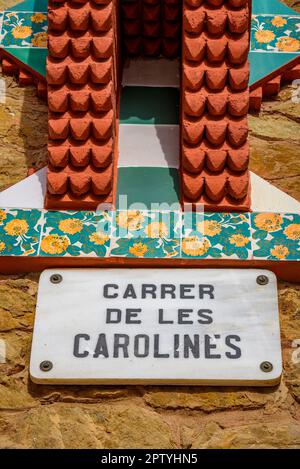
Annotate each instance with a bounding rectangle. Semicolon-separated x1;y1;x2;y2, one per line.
45;0;120;210
121;0;181;58
181;0;251;211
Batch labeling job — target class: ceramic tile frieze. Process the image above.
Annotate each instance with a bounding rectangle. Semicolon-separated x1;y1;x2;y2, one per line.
182;212;252;260
39;210;112;258
251;15;300;53
0;11;47;48
251;212;300;261
0;208;43;256
0;208;299;261
110;211;181;259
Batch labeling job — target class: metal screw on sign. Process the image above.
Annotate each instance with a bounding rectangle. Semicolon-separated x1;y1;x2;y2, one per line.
260;361;273;373
40;361;53;372
256;275;269;286
50;274;63;284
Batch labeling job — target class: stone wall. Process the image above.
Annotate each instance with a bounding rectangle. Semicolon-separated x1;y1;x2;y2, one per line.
0;0;299;449
0;275;299;448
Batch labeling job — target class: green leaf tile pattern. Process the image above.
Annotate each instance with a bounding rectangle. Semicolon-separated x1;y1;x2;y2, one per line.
0;2;48;76
1;11;47;48
251;212;300;260
249;0;300;85
0;208;43;256
251;15;300;53
182;212;252;260
110;211;181;259
0;209;299;261
39;211;112;258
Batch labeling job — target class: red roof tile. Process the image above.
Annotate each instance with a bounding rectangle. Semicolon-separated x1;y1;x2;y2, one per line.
121;0;181;57
181;0;251;210
46;0;118;210
46;0;251;211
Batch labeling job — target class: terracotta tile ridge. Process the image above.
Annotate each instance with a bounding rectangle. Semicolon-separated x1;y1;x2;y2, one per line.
47;164;113;196
46;0;118;208
48;1;113;33
48;109;114;119
182;169;250;203
48;139;113;168
48;162;114;175
182;140;249;174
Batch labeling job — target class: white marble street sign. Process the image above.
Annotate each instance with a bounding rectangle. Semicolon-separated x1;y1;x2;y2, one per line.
30;269;282;386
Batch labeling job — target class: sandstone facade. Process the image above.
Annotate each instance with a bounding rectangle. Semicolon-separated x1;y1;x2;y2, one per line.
0;0;299;449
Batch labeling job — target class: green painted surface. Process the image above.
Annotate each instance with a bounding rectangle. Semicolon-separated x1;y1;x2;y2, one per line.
5;48;47;77
116;167;180;209
120;87;179;125
252;0;297;15
10;0;48;12
249;8;300;85
1;2;48;76
249;51;299;85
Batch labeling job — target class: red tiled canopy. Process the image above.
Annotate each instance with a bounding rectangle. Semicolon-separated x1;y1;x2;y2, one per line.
45;0;251;211
121;0;181;57
45;0;119;210
181;0;251;210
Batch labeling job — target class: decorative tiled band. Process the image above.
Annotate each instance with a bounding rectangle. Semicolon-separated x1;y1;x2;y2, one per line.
1;11;299;54
0;209;299;262
0;11;47;49
251;15;300;53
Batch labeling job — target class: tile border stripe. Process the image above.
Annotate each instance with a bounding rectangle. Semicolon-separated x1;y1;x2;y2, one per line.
0;209;299;261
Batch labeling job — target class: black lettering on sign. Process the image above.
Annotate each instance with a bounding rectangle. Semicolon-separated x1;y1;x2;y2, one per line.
73;333;90;358
93;334;109;358
184;335;200;358
199;285;214;299
126;309;142;324
161;284;176;299
204;334;221;359
123;284;137;299
103;284;118;298
225;335;242;359
174;334;180;358
158;308;173;324
154;334;169;358
197;309;213;324
106;309;121;323
180;284;195;299
178;309;193;324
113;334;129;358
141;284;157;299
134;334;150;357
